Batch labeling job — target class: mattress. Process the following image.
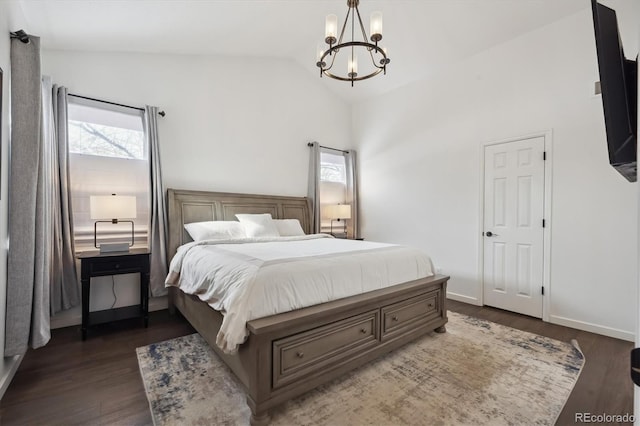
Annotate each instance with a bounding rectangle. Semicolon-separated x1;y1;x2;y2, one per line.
166;234;435;353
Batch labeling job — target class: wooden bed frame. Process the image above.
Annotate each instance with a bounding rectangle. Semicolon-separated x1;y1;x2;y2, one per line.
167;188;449;425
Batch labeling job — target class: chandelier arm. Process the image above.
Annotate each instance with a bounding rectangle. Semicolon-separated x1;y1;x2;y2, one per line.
320;42;387;66
326;46;338;72
367;47;377;68
336;6;351;47
354;5;369;43
323;67;384;82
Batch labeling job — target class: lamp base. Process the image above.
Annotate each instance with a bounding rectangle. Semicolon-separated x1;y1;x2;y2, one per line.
99;243;131;253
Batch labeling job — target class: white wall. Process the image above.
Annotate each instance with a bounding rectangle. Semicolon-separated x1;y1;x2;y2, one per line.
353;5;639;340
41;49;351;322
42;51;351;195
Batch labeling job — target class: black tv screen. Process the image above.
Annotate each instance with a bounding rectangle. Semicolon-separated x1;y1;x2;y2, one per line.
591;0;637;182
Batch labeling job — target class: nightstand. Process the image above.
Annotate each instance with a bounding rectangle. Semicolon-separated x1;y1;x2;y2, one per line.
78;248;150;340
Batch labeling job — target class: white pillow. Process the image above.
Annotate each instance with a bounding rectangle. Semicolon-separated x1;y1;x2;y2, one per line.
184;221;246;241
235;213;280;238
274;219;305;237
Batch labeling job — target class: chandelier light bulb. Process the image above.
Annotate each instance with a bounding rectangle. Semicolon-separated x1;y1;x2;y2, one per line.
370;11;383;42
325;14;338;44
348;56;358;76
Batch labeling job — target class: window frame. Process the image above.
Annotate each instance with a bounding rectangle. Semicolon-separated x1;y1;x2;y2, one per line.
67;95;150;252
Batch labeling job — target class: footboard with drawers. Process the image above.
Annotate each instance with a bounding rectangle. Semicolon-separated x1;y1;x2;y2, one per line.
170;274;448;424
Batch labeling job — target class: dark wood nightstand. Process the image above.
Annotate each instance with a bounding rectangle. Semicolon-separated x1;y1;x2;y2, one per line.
77;248;150;340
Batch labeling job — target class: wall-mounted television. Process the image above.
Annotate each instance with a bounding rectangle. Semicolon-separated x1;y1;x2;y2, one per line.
591;0;637;182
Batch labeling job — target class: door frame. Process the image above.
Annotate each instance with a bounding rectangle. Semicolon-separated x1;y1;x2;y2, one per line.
477;130;553;321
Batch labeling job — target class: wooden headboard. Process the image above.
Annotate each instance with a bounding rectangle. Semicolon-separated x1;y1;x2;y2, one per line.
167;188;312;258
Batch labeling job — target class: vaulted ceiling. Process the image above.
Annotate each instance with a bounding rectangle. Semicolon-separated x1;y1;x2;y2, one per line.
8;0;590;102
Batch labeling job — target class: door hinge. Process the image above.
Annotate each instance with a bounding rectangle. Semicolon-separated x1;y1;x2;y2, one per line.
542;219;546;228
541;286;545;295
543;151;547;161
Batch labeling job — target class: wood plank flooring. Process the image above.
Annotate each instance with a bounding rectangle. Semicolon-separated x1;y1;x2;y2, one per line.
0;301;634;425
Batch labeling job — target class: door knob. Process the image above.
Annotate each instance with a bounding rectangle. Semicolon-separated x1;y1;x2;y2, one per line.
485;231;499;237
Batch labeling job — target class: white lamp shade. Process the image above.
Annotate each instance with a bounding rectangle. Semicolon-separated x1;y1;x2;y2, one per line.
370;11;383;38
326;204;352;220
325;14;338;39
90;195;137;220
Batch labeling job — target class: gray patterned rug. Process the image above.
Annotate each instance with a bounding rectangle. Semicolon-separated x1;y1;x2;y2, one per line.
137;312;584;425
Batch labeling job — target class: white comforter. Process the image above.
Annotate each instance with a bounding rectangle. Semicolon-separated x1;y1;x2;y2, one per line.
166;234;435;353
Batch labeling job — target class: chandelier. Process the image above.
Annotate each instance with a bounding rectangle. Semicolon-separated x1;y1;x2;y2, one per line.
316;0;390;86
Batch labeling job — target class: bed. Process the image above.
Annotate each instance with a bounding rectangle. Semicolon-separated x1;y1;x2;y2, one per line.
167;188;449;425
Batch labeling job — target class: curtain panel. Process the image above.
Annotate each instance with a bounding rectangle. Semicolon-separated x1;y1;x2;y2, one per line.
145;105;168;297
307;141;321;234
49;83;80;313
344;150;359;239
6;36;50;355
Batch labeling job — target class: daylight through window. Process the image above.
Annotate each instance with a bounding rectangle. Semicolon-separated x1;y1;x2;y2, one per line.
67;97;150;250
320;151;346;183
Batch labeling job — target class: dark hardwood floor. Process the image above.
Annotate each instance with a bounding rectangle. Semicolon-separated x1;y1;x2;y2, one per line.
0;310;195;425
0;301;634;425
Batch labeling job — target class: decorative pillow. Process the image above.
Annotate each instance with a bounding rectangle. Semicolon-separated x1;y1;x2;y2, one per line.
274;219;305;237
235;213;280;238
184;221;246;241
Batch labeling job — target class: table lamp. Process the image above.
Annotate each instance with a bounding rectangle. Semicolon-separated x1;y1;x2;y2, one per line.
90;194;137;253
326;204;351;237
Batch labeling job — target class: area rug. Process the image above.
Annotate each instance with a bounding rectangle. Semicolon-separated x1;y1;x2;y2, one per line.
137;312;584;425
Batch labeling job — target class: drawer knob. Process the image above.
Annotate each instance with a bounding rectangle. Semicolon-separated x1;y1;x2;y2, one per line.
115;264;120;269
296;351;304;358
428;303;434;308
392;315;399;322
360;328;367;334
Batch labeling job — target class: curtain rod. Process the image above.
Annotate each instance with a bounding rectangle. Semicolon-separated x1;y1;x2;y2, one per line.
9;30;30;44
68;93;166;117
307;142;349;154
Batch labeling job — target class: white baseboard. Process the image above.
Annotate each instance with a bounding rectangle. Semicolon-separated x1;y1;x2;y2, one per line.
549;314;635;342
447;292;481;306
51;295;169;330
0;354;23;400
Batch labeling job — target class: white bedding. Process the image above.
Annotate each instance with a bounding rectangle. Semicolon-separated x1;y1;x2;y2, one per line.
166;234;435;353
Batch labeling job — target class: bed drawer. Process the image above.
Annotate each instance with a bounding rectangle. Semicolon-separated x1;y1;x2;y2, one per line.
381;290;441;339
272;310;379;389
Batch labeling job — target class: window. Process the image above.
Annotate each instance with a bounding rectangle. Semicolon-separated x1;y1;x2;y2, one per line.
319;150;347;233
320;151;346;183
68;97;149;250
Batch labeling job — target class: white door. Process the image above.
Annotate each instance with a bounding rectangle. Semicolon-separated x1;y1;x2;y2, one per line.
483;137;545;318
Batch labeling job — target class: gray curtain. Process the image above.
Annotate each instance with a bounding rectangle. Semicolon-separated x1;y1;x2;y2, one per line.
6;36;51;355
307;141;321;234
345;150;359;239
145;105;168;296
49;82;80;313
